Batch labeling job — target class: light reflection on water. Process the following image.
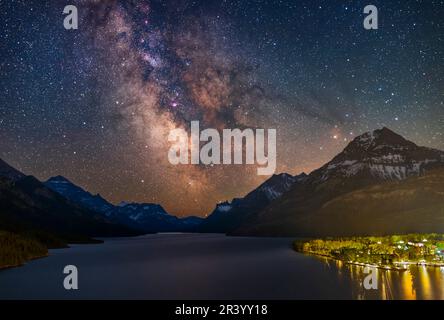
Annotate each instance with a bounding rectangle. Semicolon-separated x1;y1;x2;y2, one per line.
318;257;444;300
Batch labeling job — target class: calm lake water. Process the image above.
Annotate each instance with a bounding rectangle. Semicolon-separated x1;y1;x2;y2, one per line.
0;234;443;299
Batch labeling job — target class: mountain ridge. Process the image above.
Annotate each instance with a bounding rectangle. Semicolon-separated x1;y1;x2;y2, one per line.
2;126;443;239
45;176;203;233
0;158;25;181
198;172;307;233
45;175;115;214
232;127;444;237
0;172;142;244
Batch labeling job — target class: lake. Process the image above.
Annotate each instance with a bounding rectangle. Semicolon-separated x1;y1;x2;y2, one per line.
0;234;443;299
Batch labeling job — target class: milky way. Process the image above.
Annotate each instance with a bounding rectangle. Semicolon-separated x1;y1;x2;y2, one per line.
0;0;443;216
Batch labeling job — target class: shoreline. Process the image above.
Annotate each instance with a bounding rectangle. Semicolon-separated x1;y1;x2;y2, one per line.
298;251;444;271
0;253;49;271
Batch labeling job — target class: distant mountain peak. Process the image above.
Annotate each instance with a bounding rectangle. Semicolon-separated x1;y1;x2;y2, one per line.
232;129;444;238
107;201;196;232
45;182;199;232
214;201;233;213
346;127;414;153
296;172;308;178
45;176;115;214
379;126;395;134
311;127;444;182
46;175;72;183
118;201;164;209
199;170;308;233
114;202;169;217
272;172;292;178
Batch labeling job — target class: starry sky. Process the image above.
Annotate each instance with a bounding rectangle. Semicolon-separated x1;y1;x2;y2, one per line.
0;0;443;216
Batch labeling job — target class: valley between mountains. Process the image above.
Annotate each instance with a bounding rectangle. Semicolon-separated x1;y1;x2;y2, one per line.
1;127;444;268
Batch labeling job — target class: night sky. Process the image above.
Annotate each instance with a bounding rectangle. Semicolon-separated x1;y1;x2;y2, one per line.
0;0;443;216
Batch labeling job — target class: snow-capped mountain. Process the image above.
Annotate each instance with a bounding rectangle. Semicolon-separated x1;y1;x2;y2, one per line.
0;159;141;240
108;202;202;233
233;127;444;237
199;172;307;233
208;200;240;219
251;172;307;202
45;176;114;214
45;176;202;232
109;202;170;224
310;127;444;183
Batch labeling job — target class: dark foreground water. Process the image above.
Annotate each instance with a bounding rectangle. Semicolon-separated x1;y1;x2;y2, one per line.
0;234;443;299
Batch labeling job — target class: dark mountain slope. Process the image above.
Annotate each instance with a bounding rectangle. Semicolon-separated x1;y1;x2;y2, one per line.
0;158;24;181
199;173;307;233
108;202;203;233
44;176;203;233
45;176;114;214
0;174;142;242
236;168;444;237
233;128;444;237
